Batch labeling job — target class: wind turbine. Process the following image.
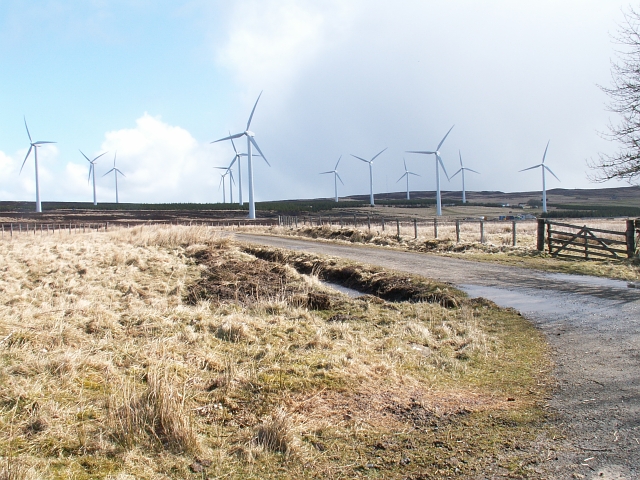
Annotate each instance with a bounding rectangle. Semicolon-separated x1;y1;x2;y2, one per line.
215;166;235;204
212;92;270;219
320;155;344;202
407;125;454;216
351;148;387;206
396;158;420;200
80;150;107;206
102;152;126;204
451;151;480;204
19;118;56;213
519;140;560;213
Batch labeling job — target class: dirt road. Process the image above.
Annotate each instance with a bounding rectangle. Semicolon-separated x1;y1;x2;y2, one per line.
236;234;640;479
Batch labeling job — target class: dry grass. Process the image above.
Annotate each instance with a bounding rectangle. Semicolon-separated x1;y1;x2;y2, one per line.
0;225;553;478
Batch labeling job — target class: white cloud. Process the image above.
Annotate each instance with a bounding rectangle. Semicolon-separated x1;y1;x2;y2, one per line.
216;0;356;96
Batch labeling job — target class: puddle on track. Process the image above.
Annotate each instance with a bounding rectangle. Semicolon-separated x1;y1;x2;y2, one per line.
320;281;362;298
543;272;629;289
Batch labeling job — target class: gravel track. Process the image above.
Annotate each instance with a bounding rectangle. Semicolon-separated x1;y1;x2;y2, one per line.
236;234;640;479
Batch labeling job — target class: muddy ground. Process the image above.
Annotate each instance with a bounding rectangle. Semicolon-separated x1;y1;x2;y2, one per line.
236;233;640;480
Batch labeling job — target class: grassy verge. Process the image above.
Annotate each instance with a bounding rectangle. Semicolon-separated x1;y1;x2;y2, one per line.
0;226;553;478
250;225;640;282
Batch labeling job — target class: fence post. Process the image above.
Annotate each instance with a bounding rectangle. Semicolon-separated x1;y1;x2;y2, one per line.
34;222;36;235
626;219;636;258
480;221;485;244
536;219;546;251
354;214;357;227
396;219;400;240
295;216;298;229
367;215;371;230
413;219;417;239
455;220;460;243
106;222;109;231
434;218;438;239
512;221;517;247
381;218;385;231
11;223;13;238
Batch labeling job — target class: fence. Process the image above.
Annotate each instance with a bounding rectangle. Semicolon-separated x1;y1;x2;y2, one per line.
537;219;639;260
0;219;279;239
277;214;531;246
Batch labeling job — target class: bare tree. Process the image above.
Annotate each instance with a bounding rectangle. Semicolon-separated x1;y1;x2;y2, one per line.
592;6;640;182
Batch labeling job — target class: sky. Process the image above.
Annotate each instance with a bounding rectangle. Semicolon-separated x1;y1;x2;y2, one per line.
0;0;634;205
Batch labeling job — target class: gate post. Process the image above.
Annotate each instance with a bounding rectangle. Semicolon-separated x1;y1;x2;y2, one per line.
627;219;636;258
413;219;418;239
537;219;546;251
455;220;460;243
396;219;400;240
480;221;485;244
512;221;517;247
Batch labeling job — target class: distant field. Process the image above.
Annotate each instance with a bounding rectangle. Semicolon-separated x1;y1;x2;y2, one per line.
0;185;638;220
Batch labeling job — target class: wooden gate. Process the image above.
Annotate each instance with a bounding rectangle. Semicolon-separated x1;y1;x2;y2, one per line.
541;220;636;260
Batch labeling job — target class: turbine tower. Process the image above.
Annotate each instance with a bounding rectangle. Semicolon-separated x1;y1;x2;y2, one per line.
103;152;126;204
450;151;480;204
224;137;260;206
20;118;56;213
519;140;560;213
80;150;107;206
407;125;454;216
396;158;420;200
212;92;270;219
320;155;344;202
351;148;387;206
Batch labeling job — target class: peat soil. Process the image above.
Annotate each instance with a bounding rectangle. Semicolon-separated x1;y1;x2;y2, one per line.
236;233;640;480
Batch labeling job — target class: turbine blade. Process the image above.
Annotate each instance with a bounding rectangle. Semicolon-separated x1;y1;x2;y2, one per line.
437;124;455;151
219;176;224;189
117;169;126;177
79;150;91;163
246;91;263;130
545;165;560;181
409;172;421;177
212;132;244;143
229;155;238;168
249;137;269;166
406;150;436;155
102;168;115;177
335;155;342;170
396;173;407;183
542;140;550;163
319;171;333;175
350;154;369;163
230;132;238;154
24;117;32;143
519;164;542;172
371;147;387;162
19;145;33;174
33;141;56;145
88;164;93;183
450;168;462;179
93;151;108;162
466;168;480;174
438;155;450;180
229;171;235;185
113;151;117;167
403;157;407;171
336;172;344;185
459;150;463;167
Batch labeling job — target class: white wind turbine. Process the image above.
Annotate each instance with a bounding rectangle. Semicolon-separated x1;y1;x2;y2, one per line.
451;151;480;204
102;152;126;204
407;125;454;216
320;155;344;202
20;118;56;213
351;148;387;206
212;92;270;219
519;140;560;213
80;150;107;206
215;166;235;204
396;158;420;200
